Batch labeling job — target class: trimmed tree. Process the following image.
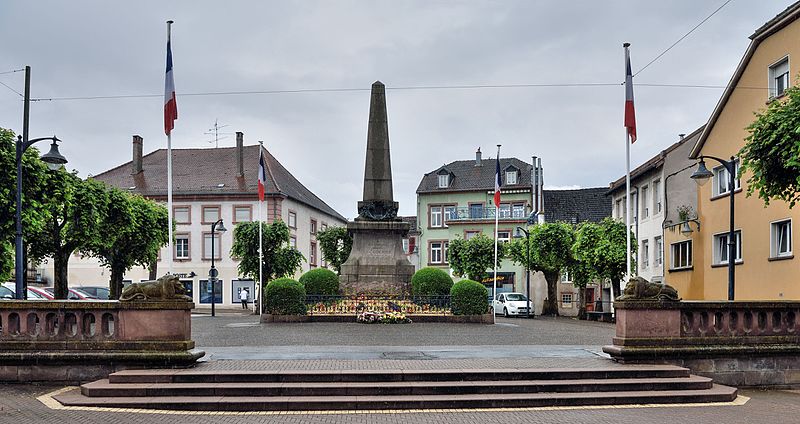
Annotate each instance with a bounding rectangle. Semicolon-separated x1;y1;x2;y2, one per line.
299;268;339;296
450;279;489;315
264;278;307;315
509;222;575;316
28;171;109;299
411;267;453;297
573;218;635;301
448;233;506;282
89;188;169;299
230;220;304;286
0;128;50;281
739;82;800;207
316;226;352;273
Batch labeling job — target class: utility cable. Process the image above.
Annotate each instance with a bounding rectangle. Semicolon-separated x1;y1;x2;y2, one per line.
0;80;23;97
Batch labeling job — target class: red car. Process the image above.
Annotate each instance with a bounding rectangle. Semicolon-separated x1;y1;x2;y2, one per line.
43;287;98;300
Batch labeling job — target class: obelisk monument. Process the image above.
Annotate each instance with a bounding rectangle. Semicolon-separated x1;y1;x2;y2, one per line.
339;81;415;295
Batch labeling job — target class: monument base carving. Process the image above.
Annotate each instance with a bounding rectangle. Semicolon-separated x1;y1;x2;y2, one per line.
339;220;415;295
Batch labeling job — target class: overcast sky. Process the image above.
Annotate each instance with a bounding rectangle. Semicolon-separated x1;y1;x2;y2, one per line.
0;1;788;218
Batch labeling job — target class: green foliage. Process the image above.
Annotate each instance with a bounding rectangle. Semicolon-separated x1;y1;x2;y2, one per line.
0;128;50;279
299;268;339;296
411;267;453;297
231;220;304;284
573;218;635;299
450;279;489;315
448;233;506;282
740;82;800;207
316;226;352;273
88;186;169;299
264;277;307;315
28;170;111;299
508;222;575;315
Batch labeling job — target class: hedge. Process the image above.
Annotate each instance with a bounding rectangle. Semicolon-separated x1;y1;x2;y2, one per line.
450;279;488;315
299;268;339;296
411;267;453;297
264;278;307;315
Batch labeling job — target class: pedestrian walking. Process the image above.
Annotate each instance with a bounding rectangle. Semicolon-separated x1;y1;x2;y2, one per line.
240;287;250;309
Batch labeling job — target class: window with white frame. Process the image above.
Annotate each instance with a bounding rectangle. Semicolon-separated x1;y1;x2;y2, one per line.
512;203;525;218
712;160;741;197
654;236;663;267
771;219;792;258
174;206;190;224
310;241;317;266
310;219;317;235
430;241;448;264
203;233;222;260
506;170;518;185
653;179;662;214
233;205;252;223
713;230;742;265
288;211;297;229
430;206;443;227
641;239;649;268
497;231;511;243
290;236;297;249
402;239;409;254
438;174;449;188
560;270;572;283
769;57;790;98
175;234;190;260
465;230;481;240
202;205;220;223
444;205;457;225
499;203;511;218
671;240;692;269
641;185;649;219
615;199;622;219
561;293;573;308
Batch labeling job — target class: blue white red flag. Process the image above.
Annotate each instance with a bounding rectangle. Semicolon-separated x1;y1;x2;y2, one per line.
258;149;267;201
624;46;636;143
494;153;501;206
164;35;177;135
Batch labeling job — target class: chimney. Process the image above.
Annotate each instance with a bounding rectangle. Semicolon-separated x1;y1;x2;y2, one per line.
475;147;482;166
236;131;244;177
131;135;143;174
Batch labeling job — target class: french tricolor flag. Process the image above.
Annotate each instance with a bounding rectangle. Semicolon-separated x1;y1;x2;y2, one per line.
258;149;267;201
624;44;636;143
164;28;177;136
494;154;501;206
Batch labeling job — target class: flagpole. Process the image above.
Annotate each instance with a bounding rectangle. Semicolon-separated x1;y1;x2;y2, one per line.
258;141;264;315
620;42;635;317
166;20;174;275
493;144;501;325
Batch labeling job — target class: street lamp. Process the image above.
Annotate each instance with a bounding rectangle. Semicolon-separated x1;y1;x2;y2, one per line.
691;156;736;301
513;212;537;318
15;135;68;300
209;219;227;316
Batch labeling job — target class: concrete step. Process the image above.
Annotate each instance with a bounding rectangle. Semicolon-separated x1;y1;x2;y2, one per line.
55;384;739;411
108;365;691;384
82;375;714;397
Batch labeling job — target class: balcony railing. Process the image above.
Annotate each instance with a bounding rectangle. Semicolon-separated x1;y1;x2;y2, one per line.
445;206;527;222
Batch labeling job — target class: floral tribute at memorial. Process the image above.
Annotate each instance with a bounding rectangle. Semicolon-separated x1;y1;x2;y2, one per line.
357;310;412;324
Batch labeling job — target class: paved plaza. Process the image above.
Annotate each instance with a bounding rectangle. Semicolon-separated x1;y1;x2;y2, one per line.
2;315;799;423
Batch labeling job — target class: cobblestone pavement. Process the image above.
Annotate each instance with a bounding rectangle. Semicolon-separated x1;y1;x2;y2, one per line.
1;384;798;424
191;315;616;348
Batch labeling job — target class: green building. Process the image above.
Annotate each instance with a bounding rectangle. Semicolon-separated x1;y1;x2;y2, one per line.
415;149;610;316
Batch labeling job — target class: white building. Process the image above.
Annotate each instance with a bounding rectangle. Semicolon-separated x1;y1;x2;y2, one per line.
41;132;346;308
608;127;702;283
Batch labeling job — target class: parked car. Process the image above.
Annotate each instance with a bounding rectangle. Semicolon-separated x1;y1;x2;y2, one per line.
73;286;110;300
0;285;13;299
1;283;52;300
492;292;533;317
43;287;98;300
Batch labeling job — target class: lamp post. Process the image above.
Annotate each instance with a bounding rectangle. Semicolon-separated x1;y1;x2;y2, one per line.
691;156;736;301
513;212;537;318
15;135;68;300
209;219;227;316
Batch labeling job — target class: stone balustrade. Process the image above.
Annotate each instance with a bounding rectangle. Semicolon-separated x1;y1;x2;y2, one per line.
604;300;800;387
0;300;203;383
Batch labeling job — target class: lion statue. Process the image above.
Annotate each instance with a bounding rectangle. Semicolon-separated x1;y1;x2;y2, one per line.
616;276;680;301
119;274;191;302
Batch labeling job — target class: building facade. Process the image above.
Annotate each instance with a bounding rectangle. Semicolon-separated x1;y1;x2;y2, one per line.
608;127;702;283
41;133;346;308
415;149;610;316
667;3;800;301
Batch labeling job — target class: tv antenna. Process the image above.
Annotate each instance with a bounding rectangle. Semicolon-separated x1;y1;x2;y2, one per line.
204;119;234;148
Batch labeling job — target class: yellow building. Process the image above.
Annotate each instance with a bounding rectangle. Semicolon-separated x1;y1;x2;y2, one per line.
666;2;800;300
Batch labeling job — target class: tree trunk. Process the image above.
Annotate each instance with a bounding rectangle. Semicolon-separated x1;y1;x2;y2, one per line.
577;286;587;320
541;271;560;316
612;279;622;302
148;259;157;280
52;251;70;299
109;264;125;300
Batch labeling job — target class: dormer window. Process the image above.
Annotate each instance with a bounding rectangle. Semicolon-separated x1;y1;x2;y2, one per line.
769;56;790;98
438;174;449;188
506;170;518;185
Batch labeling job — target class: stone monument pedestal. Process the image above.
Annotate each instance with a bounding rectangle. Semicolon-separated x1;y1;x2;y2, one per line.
339;220;415;295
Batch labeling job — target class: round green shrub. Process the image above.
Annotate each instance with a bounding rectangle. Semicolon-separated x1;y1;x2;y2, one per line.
264;278;307;315
299;268;340;296
450;279;489;315
411;267;453;297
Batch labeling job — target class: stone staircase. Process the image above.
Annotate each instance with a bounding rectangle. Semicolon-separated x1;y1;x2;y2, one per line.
53;365;737;411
